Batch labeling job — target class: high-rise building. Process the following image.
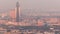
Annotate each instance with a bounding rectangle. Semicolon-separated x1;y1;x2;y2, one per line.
16;2;20;22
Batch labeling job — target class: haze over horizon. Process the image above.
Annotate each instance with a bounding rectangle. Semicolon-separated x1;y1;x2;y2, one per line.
0;0;60;13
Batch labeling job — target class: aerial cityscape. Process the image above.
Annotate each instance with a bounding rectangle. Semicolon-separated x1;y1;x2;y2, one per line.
0;0;60;34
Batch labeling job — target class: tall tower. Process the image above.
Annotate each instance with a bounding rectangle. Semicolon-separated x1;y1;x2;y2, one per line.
16;2;20;22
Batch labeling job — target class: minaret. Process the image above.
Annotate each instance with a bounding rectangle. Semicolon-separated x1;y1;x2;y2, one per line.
16;2;20;22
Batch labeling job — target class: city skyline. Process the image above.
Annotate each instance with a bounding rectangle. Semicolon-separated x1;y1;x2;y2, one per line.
0;0;60;34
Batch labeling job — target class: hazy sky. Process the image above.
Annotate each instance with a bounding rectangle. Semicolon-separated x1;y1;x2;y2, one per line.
0;0;60;12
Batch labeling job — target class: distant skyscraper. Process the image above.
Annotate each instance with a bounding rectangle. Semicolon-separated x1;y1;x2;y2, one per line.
16;2;20;22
